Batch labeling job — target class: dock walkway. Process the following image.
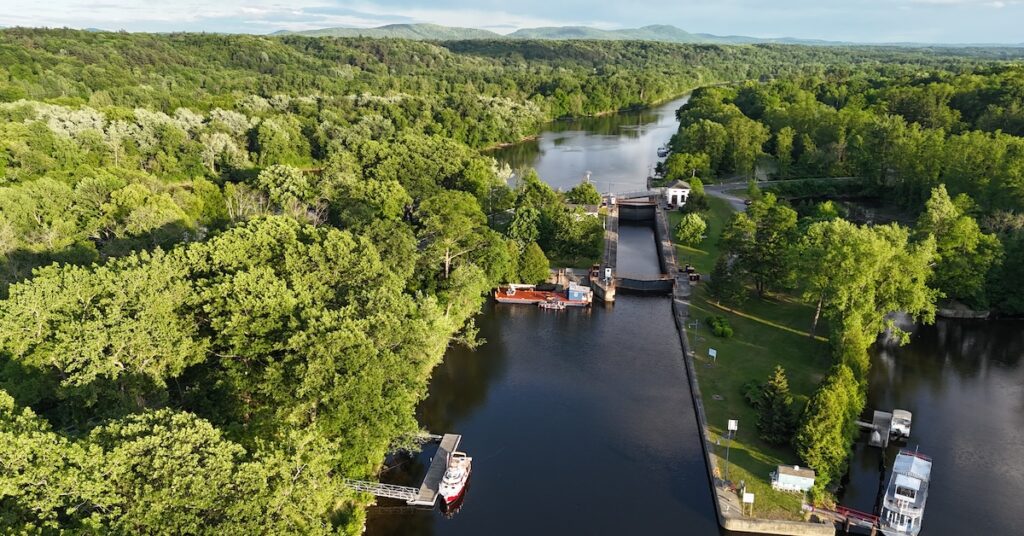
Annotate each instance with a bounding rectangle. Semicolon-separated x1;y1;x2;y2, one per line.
411;433;462;506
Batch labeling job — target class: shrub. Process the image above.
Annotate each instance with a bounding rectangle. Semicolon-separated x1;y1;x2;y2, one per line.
705;315;734;338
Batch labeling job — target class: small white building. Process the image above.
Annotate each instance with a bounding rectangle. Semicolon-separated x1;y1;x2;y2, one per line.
771;465;816;492
664;179;691;206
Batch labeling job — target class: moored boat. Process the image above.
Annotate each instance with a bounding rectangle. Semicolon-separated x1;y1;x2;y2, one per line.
879;450;932;536
438;452;472;505
494;282;592;307
890;409;912;440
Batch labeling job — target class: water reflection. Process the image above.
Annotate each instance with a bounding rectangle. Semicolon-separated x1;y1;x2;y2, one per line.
490;96;690;192
843;318;1024;536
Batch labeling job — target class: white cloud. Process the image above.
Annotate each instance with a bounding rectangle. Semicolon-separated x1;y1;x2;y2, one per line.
0;0;608;33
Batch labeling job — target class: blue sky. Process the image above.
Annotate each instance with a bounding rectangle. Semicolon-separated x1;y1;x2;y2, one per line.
1;0;1021;44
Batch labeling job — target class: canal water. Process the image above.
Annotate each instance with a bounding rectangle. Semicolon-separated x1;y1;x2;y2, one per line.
366;96;724;535
842;318;1024;535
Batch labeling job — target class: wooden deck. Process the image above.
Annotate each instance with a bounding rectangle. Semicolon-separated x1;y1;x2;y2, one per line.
409;433;462;506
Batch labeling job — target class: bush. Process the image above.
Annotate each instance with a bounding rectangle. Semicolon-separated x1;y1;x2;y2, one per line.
705;315;734;338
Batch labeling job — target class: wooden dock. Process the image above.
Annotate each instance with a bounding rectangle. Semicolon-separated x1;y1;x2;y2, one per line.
409;433;462;506
343;433;463;507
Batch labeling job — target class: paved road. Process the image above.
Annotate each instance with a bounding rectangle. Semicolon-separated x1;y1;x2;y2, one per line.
704;182;747;212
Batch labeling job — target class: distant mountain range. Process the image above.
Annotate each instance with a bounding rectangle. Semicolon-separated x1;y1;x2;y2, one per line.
272;23;841;45
273;23;1022;48
277;23;500;40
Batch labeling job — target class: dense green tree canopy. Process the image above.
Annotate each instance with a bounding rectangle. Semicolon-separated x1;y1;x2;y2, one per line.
0;27;1021;531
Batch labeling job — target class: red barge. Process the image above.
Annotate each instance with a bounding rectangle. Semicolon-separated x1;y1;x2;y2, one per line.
493;283;593;307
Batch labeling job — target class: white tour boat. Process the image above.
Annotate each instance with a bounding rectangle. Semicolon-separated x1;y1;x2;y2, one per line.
879;450;932;536
438;451;472;505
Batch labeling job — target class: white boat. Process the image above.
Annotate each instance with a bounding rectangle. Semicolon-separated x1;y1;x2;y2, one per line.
657;146;669;157
879;450;932;536
438;451;472;505
890;409;912;439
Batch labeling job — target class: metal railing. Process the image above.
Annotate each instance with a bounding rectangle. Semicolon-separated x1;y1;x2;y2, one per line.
343;479;419;502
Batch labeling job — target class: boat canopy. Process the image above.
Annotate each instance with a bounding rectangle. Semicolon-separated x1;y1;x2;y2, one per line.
895;474;922;492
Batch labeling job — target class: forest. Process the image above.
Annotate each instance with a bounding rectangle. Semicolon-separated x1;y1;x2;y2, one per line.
0;27;1022;531
668;64;1024;497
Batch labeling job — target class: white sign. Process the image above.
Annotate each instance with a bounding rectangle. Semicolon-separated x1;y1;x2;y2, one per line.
743;492;755;504
709;348;718;360
604;268;612;280
728;419;738;432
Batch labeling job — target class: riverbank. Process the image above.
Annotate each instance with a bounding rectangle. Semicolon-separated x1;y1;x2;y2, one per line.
661;198;835;534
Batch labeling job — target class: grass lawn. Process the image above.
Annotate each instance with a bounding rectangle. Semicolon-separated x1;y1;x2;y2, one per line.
668;195;734;275
675;194;833;520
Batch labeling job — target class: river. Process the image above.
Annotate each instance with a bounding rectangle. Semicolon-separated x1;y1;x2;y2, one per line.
366;96;723;535
491;96;692;193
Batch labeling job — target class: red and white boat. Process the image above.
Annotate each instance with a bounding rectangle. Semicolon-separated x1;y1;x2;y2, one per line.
438;451;472;505
493;283;592;307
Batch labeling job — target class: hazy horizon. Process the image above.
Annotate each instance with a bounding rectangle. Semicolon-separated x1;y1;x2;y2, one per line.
1;0;1022;45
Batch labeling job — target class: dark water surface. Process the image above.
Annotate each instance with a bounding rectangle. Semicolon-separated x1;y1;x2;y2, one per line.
367;296;720;535
842;318;1024;535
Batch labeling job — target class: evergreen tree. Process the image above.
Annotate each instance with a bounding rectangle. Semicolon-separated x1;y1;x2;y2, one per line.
707;255;747;305
756;365;797;445
519;242;550;284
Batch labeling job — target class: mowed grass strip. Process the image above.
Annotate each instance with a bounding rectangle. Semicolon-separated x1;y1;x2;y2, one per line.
675;194;832;520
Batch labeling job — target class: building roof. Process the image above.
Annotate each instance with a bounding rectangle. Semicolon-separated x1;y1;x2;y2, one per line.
567;203;601;214
665;179;691;190
777;465;816;479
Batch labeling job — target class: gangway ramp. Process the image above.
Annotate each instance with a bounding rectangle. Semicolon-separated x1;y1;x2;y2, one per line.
342;433;462;507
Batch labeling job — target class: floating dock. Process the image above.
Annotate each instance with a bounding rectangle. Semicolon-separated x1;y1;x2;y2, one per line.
410;433;462;506
343;433;463;507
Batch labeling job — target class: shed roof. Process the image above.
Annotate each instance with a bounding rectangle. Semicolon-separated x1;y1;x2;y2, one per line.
665;179;691;189
777;465;816;479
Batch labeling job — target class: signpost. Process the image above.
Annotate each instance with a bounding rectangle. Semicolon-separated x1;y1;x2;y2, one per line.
709;348;718;362
742;492;755;516
725;419;738;484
